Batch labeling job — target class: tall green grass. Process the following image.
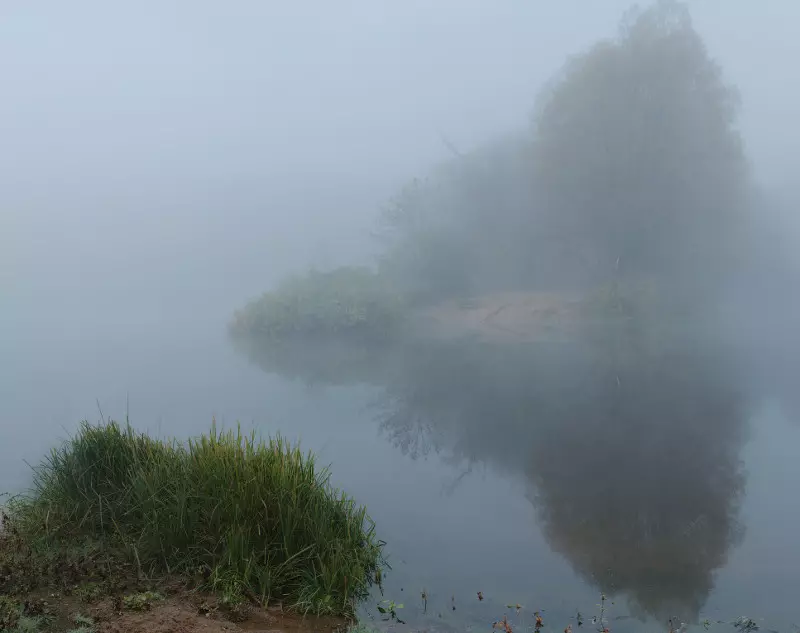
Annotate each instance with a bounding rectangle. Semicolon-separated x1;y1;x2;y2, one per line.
6;421;383;616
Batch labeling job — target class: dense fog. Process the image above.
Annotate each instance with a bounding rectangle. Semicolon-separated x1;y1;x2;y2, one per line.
3;1;800;331
3;1;800;629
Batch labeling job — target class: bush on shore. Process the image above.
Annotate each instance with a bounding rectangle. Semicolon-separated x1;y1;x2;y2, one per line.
2;421;383;617
229;267;407;347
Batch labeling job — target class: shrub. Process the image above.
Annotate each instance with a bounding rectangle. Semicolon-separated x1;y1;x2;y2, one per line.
229;266;406;346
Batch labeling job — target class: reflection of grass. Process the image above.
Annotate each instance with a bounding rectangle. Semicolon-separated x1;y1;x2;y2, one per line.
235;337;392;386
229;267;407;346
2;421;384;617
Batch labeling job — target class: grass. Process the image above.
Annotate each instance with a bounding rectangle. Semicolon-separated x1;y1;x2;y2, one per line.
228;266;407;346
121;590;164;611
1;420;384;617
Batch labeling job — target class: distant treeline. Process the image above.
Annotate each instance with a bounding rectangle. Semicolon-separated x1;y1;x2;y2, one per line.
232;1;793;347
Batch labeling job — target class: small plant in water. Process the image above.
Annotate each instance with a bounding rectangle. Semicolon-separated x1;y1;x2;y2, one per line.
377;599;405;624
493;615;513;633
733;617;759;633
593;594;609;633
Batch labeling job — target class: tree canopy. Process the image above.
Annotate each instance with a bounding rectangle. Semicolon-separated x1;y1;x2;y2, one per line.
532;0;747;295
379;1;750;307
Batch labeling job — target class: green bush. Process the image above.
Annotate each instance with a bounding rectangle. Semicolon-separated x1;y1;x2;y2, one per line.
229;266;406;345
6;421;383;616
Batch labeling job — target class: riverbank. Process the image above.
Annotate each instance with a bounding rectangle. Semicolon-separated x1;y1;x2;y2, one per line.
0;422;383;632
0;582;350;633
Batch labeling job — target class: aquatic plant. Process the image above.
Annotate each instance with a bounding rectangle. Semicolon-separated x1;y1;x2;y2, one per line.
377;599;405;623
3;420;384;616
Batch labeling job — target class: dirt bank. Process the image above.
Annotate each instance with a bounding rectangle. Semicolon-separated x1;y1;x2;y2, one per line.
412;291;588;343
0;588;349;633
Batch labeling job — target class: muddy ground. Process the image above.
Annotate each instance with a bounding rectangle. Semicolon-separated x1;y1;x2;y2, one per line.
3;588;349;633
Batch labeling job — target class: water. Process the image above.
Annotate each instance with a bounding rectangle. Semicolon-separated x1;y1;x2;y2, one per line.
2;311;800;633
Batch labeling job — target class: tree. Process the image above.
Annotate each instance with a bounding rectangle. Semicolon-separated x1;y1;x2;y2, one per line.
531;0;748;301
376;1;749;308
375;137;535;300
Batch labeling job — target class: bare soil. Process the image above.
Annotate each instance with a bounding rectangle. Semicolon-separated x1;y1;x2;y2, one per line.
0;515;349;633
98;599;345;633
14;590;348;633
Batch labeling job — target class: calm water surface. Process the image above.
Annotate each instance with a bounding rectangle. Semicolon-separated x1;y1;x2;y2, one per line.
2;313;799;633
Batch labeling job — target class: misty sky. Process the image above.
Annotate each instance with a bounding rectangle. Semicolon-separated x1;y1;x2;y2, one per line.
2;1;799;333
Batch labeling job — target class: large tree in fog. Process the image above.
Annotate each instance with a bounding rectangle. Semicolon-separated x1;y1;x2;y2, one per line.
531;0;748;296
370;340;747;623
379;1;749;302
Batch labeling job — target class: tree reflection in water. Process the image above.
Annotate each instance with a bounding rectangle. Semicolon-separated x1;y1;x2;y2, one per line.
239;331;749;623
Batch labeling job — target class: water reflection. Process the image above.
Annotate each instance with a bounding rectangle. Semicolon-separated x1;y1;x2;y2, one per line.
238;327;750;623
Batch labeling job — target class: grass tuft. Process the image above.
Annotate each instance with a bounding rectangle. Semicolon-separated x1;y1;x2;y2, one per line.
122;591;164;611
0;595;21;630
13;616;49;633
4;421;384;617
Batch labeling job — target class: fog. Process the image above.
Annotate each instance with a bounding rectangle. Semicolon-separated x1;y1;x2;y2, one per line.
3;1;800;630
4;1;800;326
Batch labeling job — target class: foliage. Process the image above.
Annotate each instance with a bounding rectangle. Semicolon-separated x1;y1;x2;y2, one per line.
122;591;164;611
0;595;21;630
64;614;96;633
75;581;104;603
229;266;407;346
73;614;95;629
375;138;535;300
531;0;748;298
377;599;405;623
4;421;384;617
377;1;749;307
15;616;50;633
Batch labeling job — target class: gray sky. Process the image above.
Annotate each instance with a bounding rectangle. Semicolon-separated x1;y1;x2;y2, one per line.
2;1;799;331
